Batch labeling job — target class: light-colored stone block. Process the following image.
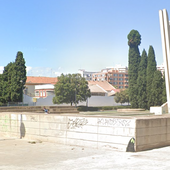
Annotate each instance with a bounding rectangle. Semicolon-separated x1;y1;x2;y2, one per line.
136;126;167;137
67;131;97;141
98;134;132;145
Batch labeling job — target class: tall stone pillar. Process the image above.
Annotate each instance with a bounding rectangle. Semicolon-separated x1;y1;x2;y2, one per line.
159;9;170;113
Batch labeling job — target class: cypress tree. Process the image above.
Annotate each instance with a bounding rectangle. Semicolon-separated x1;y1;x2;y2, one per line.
11;51;26;102
149;70;163;106
2;62;14;103
137;49;147;109
162;72;167;104
128;30;141;108
147;46;157;108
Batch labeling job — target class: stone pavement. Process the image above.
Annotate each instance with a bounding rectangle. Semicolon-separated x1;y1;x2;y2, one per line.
0;138;170;170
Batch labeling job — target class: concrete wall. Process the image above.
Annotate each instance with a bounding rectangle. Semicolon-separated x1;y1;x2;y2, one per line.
0;113;135;151
135;116;170;151
24;94;121;107
2;113;170;152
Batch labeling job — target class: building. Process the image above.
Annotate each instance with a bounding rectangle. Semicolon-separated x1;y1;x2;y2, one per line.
78;69;99;81
157;63;165;75
25;76;58;98
88;80;120;96
92;65;128;89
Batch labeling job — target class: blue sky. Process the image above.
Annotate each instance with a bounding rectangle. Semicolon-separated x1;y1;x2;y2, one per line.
0;0;170;76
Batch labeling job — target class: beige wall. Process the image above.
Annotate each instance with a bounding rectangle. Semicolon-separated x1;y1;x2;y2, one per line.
135;116;170;151
0;113;135;151
1;113;170;152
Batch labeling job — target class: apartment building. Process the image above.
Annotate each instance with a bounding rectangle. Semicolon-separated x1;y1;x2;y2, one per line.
78;69;99;81
157;63;165;75
92;65;128;89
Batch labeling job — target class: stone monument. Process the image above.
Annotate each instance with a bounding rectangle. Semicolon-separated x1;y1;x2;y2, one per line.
155;9;170;114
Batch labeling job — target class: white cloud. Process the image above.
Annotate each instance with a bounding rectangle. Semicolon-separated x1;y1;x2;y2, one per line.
26;66;32;72
0;66;4;74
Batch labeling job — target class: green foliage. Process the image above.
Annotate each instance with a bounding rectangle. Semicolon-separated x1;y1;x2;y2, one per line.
127;29;141;47
101;106;114;110
11;51;26;102
77;106;99;111
162;72;167;103
0;51;26;103
137;49;147;109
128;30;141;108
77;105;131;112
148;70;163;106
147;46;157;108
115;89;129;105
53;74;91;106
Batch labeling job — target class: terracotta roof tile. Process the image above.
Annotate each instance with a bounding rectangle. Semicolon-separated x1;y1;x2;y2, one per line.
26;76;58;85
88;81;116;91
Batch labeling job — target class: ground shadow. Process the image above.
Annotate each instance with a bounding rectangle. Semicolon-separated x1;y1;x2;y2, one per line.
20;122;26;139
126;137;135;152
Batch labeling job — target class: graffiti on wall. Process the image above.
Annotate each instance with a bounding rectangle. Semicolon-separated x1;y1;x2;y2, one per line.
97;118;131;127
0;115;10;131
67;118;88;129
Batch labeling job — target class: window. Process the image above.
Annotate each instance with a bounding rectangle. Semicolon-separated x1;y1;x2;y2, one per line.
35;91;39;97
119;74;123;77
125;74;128;77
119;86;123;89
119;82;124;84
43;90;46;96
40;91;43;97
113;82;118;85
114;74;118;76
119;78;123;81
113;78;118;80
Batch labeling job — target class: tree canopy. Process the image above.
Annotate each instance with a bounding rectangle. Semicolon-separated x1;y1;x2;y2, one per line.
0;51;26;104
128;29;141;108
137;49;147;109
147;46;157;108
115;89;129;105
53;74;91;106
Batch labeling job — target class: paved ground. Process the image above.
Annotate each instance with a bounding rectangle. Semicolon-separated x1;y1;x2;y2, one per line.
0;138;170;170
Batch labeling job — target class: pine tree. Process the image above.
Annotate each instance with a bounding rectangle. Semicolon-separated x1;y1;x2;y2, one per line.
128;30;141;108
149;70;163;106
137;49;147;109
147;46;157;108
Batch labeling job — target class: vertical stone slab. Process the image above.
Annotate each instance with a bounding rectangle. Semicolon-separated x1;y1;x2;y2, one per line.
159;9;170;113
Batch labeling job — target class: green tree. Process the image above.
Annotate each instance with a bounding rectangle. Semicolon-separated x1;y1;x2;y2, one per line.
53;74;91;106
115;89;129;105
1;62;14;103
147;46;157;108
0;51;26;104
162;72;167;104
128;30;141;108
11;51;26;102
149;70;163;106
137;49;147;109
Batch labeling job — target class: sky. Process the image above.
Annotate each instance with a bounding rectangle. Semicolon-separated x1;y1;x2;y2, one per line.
0;0;170;77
